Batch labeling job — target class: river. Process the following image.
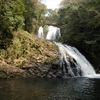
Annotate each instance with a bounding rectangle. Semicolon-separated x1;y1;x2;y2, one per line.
0;77;100;100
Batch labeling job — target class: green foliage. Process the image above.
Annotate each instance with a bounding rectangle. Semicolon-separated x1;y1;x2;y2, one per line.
58;0;100;46
0;0;47;50
46;9;59;25
0;30;57;67
0;0;25;31
0;0;26;51
0;30;39;66
0;0;57;69
23;0;47;33
0;31;13;49
57;0;100;69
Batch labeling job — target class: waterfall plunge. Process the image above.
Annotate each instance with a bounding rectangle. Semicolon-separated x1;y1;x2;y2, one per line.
38;25;99;78
55;42;96;77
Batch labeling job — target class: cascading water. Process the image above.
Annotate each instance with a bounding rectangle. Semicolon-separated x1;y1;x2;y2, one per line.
46;26;61;41
55;42;96;77
38;26;44;38
38;25;99;78
38;25;61;41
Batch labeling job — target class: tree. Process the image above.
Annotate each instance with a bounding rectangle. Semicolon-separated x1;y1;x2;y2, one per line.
46;9;59;25
0;0;25;49
23;0;47;33
0;0;25;32
57;0;100;69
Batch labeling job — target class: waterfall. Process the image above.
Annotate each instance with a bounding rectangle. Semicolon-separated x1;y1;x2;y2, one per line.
46;26;61;41
38;26;44;38
38;25;61;41
55;42;96;77
37;25;99;78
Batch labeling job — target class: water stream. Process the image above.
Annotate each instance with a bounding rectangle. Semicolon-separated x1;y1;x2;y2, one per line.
38;25;100;78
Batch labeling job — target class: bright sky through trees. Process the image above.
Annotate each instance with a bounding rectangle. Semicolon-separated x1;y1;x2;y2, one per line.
42;0;62;9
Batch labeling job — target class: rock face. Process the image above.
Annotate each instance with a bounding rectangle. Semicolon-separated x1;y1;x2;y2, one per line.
0;60;60;79
0;62;24;78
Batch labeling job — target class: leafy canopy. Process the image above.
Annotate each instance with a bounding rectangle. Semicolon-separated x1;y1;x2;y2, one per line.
0;0;26;32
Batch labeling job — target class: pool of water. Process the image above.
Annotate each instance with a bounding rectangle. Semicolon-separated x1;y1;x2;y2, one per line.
0;77;100;100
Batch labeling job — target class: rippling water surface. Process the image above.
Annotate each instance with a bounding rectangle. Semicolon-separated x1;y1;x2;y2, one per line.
0;77;100;100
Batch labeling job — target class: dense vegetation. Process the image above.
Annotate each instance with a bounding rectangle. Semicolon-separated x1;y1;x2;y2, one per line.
0;0;46;49
57;0;100;70
45;9;59;25
23;0;46;33
0;0;47;50
0;0;100;72
45;0;100;70
0;0;46;33
0;0;53;67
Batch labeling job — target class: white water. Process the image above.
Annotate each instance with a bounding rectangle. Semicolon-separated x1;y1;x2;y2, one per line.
38;26;44;38
46;26;61;41
55;42;96;77
38;25;61;41
38;25;100;78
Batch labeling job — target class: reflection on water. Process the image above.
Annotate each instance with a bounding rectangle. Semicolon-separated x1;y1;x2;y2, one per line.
0;77;100;100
